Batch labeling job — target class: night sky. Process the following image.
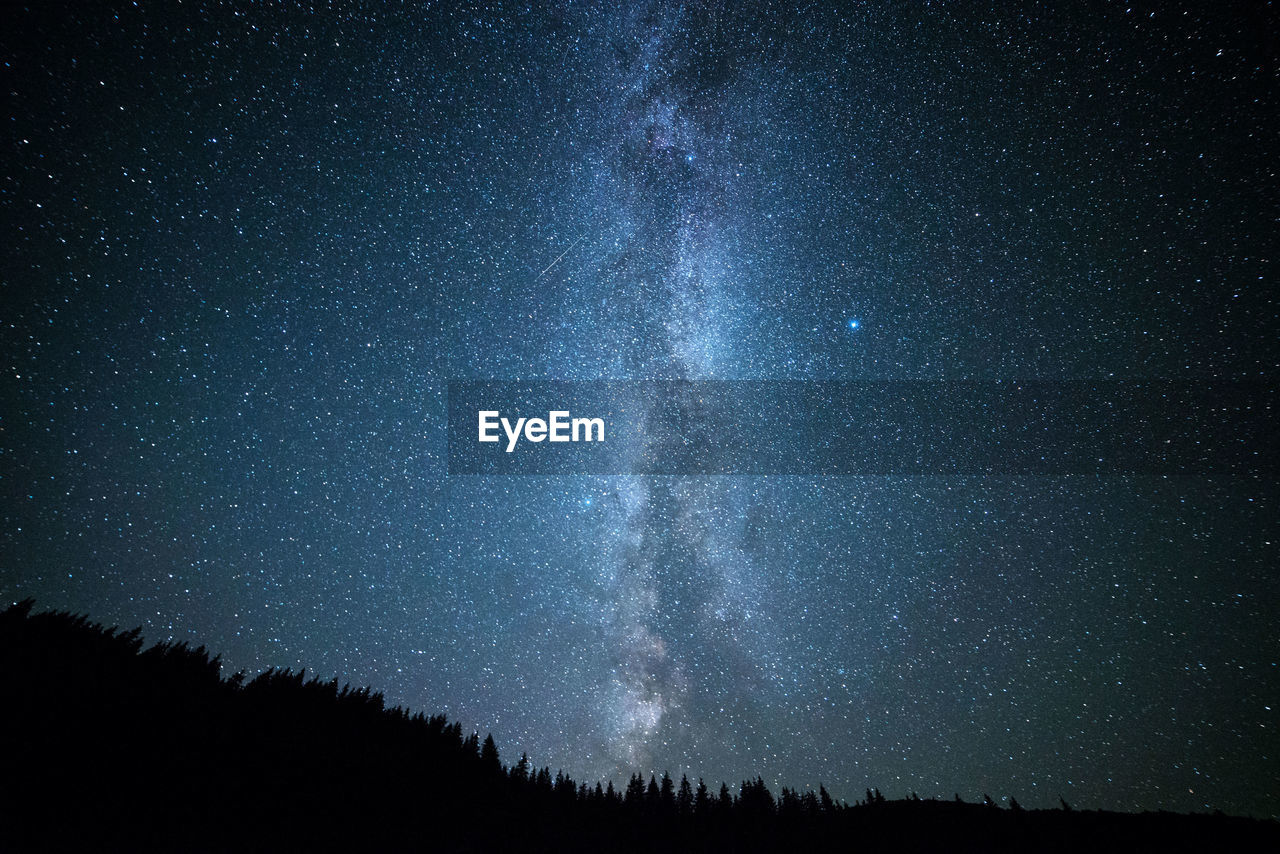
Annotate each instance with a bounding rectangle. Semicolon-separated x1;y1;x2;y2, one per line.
3;1;1277;818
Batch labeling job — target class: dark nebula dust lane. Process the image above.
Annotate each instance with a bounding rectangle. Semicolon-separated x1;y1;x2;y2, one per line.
2;1;1277;818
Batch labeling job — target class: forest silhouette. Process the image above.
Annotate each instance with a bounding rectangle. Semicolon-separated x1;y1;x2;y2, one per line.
1;600;1275;852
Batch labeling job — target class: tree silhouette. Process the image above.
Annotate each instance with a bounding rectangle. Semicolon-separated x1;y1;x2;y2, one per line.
660;771;676;812
819;784;834;813
739;777;775;817
512;752;530;784
480;733;501;776
677;774;693;815
778;786;801;818
2;600;1274;853
625;773;646;809
695;778;711;816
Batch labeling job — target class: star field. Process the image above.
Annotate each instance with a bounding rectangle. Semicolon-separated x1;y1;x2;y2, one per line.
2;1;1277;818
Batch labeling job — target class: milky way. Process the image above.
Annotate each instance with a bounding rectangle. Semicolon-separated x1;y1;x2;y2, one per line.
3;1;1277;818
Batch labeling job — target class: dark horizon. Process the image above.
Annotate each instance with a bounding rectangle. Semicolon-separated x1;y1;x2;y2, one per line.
3;597;1277;854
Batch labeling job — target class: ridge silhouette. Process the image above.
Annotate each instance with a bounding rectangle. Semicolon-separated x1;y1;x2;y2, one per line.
1;600;1275;852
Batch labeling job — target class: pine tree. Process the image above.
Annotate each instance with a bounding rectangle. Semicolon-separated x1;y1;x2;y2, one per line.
625;773;646;807
511;752;530;785
695;778;711;815
677;774;693;815
660;771;676;812
739;777;775;816
480;733;501;775
819;783;834;813
779;787;801;818
718;782;733;813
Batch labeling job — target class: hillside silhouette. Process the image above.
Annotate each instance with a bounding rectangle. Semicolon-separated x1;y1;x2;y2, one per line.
1;600;1275;852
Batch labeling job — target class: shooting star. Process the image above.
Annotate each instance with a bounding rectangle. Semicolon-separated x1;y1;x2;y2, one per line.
536;233;585;280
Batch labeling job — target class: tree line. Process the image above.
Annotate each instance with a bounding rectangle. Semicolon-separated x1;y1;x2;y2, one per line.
1;600;1274;852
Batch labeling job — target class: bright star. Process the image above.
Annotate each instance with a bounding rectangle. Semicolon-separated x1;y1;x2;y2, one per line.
847;318;860;331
